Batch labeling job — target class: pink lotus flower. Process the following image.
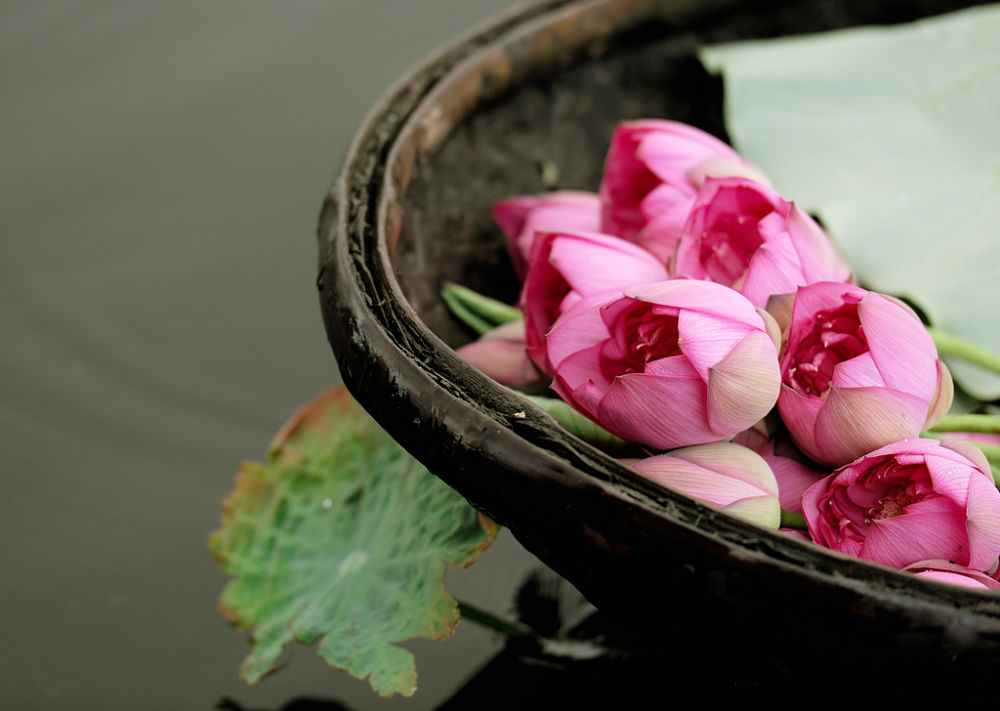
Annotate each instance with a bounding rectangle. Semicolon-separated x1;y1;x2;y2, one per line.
628;442;781;528
546;279;780;450
903;560;1000;590
733;423;828;515
491;191;601;280
520;230;668;374
456;320;538;389
801;438;1000;571
778;282;953;467
671;177;852;308
599;120;769;263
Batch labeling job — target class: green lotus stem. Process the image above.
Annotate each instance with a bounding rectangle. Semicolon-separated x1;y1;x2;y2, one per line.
457;600;535;639
525;394;631;453
780;510;807;530
442;282;522;335
971;441;1000;461
441;288;493;335
928;327;1000;375
928;413;1000;434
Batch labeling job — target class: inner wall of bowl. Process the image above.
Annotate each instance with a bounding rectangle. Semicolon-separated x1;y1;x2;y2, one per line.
394;28;725;347
391;0;992;349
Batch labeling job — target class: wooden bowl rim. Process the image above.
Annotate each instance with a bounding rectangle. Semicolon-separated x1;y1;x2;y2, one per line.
317;0;1000;638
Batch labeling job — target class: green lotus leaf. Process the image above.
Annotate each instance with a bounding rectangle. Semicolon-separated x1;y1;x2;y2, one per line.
701;4;1000;399
209;386;498;697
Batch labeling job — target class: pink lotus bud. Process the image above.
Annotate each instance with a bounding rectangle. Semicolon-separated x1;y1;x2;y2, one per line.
520;230;668;375
491;191;601;280
599;120;770;263
672;177;852;308
903;560;1000;590
628;442;780;528
546;279;780;450
732;423;828;514
778;282;954;467
456;320;539;389
801;438;1000;571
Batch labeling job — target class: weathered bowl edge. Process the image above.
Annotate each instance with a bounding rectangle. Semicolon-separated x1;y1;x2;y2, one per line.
318;0;1000;661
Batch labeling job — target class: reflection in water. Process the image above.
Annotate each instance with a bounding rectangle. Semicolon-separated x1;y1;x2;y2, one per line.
0;1;529;709
217;697;358;711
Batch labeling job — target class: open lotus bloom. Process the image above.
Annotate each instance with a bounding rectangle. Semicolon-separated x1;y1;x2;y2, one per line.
598;120;770;264
802;438;1000;572
520;229;668;375
491;191;601;280
778;282;953;467
628;442;781;529
547;279;781;450
671;177;852;308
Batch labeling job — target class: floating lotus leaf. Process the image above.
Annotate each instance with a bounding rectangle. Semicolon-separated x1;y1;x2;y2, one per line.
210;386;498;697
701;4;1000;399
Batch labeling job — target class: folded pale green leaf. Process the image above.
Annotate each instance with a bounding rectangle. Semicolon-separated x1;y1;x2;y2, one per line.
701;5;1000;399
210;386;497;697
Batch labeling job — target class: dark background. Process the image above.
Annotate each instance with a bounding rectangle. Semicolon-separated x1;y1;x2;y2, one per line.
0;2;539;709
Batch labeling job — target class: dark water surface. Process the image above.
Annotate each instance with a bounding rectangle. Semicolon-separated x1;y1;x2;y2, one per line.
0;2;538;709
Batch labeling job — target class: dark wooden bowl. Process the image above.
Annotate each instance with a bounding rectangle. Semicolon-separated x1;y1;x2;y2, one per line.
318;0;1000;680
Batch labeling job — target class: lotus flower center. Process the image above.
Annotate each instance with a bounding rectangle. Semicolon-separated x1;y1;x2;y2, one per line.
786;297;867;398
625;314;681;369
822;461;933;546
698;186;772;286
860;461;931;525
601;303;681;379
867;485;924;523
